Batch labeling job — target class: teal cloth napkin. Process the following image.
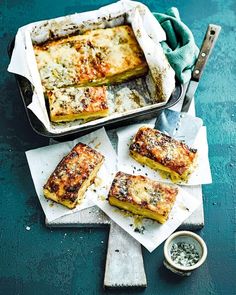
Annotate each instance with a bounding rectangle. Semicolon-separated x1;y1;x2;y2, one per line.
154;7;199;83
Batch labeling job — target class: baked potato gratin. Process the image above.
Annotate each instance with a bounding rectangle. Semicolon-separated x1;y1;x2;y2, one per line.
108;171;178;223
129;127;198;183
43;143;104;209
46;86;108;122
34;25;148;89
33;25;148;122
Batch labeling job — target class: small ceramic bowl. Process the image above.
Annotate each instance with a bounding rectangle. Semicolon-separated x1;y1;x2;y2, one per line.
163;231;207;276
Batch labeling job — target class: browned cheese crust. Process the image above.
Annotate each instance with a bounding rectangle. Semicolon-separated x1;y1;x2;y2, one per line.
43;143;104;208
46;86;108;122
129;127;197;177
108;171;178;223
33;25;148;90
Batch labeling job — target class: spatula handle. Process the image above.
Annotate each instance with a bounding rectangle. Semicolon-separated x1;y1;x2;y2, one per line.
181;24;221;112
192;24;221;82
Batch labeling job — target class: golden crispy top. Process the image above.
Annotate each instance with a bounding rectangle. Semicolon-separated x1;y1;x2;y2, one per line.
47;86;108;117
129;127;197;176
108;171;178;216
44;143;104;203
34;25;147;89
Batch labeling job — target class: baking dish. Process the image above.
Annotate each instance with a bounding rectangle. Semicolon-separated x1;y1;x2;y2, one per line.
8;38;183;140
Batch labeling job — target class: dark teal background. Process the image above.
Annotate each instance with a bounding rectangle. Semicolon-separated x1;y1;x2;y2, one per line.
1;1;235;294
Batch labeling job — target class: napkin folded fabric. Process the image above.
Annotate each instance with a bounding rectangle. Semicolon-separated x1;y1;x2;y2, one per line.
154;7;199;83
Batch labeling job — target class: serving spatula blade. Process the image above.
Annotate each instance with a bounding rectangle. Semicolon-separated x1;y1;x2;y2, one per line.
155;108;203;146
155;24;221;145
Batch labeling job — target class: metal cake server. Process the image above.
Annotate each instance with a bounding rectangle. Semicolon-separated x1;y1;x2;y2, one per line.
155;24;221;146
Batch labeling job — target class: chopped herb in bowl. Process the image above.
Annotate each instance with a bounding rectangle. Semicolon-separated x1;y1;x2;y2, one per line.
170;242;200;267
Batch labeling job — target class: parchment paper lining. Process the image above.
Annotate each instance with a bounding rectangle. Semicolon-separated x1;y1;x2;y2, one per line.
8;0;175;134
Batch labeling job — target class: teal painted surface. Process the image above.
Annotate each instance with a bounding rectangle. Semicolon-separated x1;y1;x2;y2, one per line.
0;0;235;294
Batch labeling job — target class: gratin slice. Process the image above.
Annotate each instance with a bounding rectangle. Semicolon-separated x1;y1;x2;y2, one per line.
33;25;148;90
129;127;197;183
46;86;108;122
43;143;104;209
108;171;178;223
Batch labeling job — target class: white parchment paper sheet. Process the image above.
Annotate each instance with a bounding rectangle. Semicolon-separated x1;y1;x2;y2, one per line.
8;0;174;134
117;124;212;186
25;128;116;222
94;184;201;252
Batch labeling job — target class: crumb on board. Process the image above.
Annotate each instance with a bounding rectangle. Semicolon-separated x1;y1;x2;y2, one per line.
94;142;101;149
94;176;103;187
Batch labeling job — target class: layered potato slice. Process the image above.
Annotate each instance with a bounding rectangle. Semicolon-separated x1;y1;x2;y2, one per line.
46;86;108;122
33;25;148;90
129;127;198;183
43;143;104;209
108;171;178;223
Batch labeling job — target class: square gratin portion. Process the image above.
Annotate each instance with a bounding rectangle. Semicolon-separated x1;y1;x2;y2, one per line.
46;86;108;122
33;25;148;90
108;171;178;223
129;127;198;182
43;143;104;209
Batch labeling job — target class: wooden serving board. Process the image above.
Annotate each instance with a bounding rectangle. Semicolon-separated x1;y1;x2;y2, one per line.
46;90;204;288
